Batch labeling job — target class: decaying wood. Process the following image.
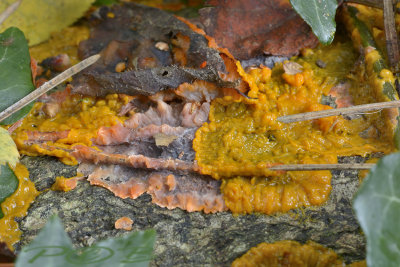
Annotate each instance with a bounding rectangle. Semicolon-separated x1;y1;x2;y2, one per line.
0;54;100;123
278;100;400;123
0;0;21;25
269;163;374;171
71;145;198;172
383;0;400;73
18;155;367;265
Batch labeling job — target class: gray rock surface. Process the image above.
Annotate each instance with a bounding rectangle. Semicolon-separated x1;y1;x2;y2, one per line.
17;155;366;266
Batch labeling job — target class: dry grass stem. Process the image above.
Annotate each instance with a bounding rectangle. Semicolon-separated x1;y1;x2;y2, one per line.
0;0;21;25
269;163;375;171
278;100;400;123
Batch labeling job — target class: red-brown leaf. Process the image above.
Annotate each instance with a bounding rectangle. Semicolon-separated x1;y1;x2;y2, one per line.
199;0;319;59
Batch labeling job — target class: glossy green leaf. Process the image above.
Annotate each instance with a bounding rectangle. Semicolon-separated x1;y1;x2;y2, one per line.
0;27;35;125
290;0;338;45
0;164;18;218
353;153;400;267
16;215;156;267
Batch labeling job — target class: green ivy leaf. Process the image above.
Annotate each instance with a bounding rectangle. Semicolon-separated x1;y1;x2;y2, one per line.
16;215;156;267
0;27;35;125
353;153;400;267
0;164;18;218
290;0;338;45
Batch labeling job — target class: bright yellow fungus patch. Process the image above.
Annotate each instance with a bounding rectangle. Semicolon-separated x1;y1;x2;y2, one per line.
51;175;82;192
0;163;39;250
194;39;394;214
12;94;131;165
231;240;365;267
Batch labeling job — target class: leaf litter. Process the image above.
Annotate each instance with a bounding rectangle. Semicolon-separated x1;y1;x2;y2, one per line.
72;3;246;97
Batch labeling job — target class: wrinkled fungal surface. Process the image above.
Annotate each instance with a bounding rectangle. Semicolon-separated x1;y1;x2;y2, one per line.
13;79;227;213
194;39;393;214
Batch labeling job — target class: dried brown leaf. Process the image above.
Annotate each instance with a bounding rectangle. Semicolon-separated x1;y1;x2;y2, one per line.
199;0;319;59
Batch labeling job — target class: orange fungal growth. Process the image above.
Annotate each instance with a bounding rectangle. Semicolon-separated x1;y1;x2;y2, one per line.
282;72;305;87
12;93;129;165
0;164;39;250
231;240;346;267
194;40;394;215
307;103;336;133
51;176;82;192
115;217;134;231
222;170;331;215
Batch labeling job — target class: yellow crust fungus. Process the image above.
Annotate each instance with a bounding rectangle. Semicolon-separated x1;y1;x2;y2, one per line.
0;163;39;250
231;240;366;267
12;94;131;165
194;39;394;215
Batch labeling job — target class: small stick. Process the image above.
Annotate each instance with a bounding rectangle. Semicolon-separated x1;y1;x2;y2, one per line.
269;163;375;171
0;0;22;25
383;0;400;73
0;54;100;123
277;100;400;123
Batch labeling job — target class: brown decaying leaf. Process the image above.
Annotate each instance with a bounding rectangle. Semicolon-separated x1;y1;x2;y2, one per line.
0;241;15;262
154;133;178;147
199;0;319;59
72;3;242;97
283;61;303;75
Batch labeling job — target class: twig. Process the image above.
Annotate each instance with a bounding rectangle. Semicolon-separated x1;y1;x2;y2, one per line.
383;0;400;73
344;0;383;9
0;0;21;25
269;163;375;171
277;100;400;123
0;54;100;123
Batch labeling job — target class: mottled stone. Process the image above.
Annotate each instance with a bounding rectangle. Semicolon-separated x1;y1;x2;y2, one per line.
16;156;366;266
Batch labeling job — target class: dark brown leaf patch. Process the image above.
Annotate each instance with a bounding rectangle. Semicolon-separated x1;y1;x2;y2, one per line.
73;3;238;97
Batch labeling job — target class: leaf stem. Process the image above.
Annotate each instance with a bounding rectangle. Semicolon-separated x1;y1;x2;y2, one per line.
0;0;21;26
269;163;374;171
278;100;400;123
0;54;100;123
